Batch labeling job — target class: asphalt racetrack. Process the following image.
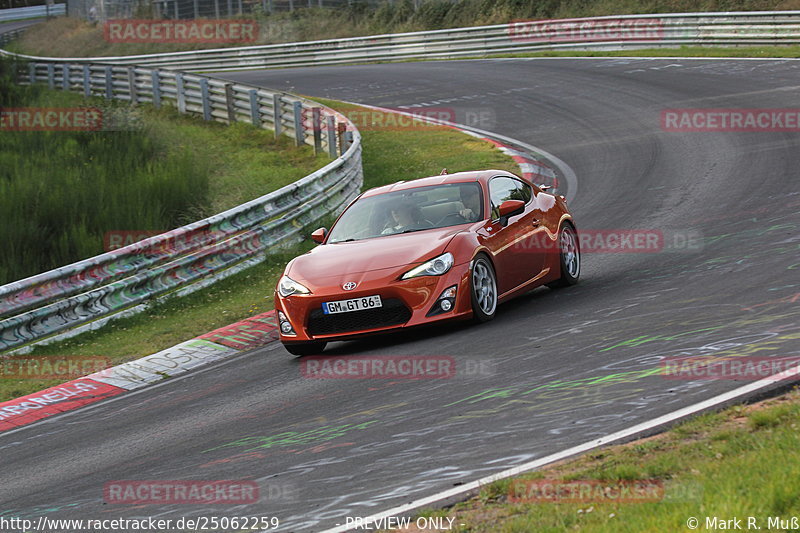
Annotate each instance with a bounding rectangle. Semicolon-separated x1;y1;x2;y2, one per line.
2;58;799;531
0;19;43;36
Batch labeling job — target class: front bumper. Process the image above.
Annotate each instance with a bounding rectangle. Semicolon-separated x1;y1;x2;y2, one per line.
275;263;473;343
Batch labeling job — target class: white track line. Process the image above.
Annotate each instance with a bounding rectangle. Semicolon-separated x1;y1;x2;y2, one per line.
479;56;800;62
314;365;800;532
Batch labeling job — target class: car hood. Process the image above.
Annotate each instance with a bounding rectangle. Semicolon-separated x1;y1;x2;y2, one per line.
288;227;465;282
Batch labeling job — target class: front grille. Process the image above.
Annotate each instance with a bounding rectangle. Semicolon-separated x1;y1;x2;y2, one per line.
307;298;411;335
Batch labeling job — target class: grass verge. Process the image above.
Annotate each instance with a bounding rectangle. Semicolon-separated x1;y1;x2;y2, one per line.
398;387;800;532
0;99;518;401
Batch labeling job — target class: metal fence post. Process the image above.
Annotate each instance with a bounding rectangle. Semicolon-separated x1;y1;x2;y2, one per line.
151;70;162;108
312;107;322;155
127;67;137;104
47;63;54;89
176;73;186;114
273;93;283;138
62;64;70;90
199;78;211;121
224;83;237;123
104;66;113;99
28;62;36;84
82;65;91;97
293;101;304;146
249;89;260;128
337;122;346;156
326;115;336;158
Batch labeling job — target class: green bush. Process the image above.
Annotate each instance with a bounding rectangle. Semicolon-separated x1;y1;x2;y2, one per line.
0;86;210;285
0;55;38;107
0;128;209;284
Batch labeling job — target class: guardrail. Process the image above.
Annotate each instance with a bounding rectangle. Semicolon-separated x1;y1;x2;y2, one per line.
4;11;798;72
0;4;65;21
0;26;26;45
0;58;363;352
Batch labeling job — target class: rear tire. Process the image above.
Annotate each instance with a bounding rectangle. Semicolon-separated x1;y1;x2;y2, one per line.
471;255;497;322
284;341;327;357
547;223;580;288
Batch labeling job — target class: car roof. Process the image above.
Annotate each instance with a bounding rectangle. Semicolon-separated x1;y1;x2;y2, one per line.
360;170;515;198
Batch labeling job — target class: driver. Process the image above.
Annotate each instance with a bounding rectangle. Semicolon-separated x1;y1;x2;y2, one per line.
382;201;430;234
459;185;482;222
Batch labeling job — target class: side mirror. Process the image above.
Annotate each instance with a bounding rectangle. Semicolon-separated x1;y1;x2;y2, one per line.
310;227;327;244
497;200;525;226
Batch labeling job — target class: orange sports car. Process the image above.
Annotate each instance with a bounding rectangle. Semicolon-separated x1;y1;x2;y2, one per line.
274;170;580;356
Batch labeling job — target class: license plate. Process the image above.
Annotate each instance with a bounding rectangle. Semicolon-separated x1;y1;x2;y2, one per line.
322;295;382;314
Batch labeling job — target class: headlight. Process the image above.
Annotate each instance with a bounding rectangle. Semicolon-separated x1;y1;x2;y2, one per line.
401;252;454;280
278;275;311;297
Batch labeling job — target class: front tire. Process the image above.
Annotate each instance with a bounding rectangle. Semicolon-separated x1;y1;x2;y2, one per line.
471;255;497;322
547;223;580;288
284;341;327;357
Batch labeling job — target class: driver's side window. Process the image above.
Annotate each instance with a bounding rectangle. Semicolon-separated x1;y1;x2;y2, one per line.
489;177;523;220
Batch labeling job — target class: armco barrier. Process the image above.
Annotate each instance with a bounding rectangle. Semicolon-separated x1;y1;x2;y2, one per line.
0;52;363;353
0;4;65;22
0;26;27;46
2;11;798;72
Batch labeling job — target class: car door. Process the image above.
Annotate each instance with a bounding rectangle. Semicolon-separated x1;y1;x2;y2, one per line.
482;176;546;295
507;178;548;282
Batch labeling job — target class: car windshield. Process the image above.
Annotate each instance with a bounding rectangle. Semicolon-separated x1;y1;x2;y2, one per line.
327;182;484;243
